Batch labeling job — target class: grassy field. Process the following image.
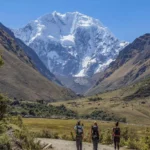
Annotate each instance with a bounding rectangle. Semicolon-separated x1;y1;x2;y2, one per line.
23;118;149;139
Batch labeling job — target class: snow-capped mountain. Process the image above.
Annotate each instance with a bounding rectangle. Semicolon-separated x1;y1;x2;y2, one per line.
13;11;128;77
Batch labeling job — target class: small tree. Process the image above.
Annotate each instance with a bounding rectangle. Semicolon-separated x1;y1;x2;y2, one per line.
0;55;4;67
0;94;8;120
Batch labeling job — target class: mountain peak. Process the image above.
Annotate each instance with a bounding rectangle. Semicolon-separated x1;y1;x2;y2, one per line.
13;11;128;77
52;11;81;16
37;11;103;29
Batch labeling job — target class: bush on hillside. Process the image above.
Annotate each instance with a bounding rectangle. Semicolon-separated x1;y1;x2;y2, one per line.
14;127;41;150
0;123;7;134
88;97;103;102
0;55;4;67
0;134;11;150
0;94;8;120
101;129;112;144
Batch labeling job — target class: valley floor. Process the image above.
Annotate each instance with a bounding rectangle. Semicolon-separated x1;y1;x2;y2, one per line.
37;138;125;150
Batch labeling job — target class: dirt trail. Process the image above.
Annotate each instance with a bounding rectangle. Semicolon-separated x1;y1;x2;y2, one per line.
37;138;126;150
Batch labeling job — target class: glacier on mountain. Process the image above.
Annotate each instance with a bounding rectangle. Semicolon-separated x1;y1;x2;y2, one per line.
13;11;128;77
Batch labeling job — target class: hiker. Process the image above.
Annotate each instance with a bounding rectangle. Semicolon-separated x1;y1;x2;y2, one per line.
113;122;121;150
91;121;100;150
74;121;84;150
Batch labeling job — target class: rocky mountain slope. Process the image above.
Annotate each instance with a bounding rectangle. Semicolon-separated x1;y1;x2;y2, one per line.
87;33;150;95
13;11;128;77
0;23;61;85
0;25;77;101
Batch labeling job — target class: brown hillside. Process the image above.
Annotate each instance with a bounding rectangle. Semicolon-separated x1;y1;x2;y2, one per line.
0;28;77;101
87;34;150;95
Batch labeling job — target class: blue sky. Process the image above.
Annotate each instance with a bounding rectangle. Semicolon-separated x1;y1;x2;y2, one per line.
0;0;150;42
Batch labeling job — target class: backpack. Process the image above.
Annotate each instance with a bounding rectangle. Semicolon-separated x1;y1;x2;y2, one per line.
76;125;83;136
92;125;99;139
114;127;120;136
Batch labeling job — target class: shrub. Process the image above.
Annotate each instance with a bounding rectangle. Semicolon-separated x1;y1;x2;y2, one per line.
53;132;59;139
9;115;23;128
0;134;11;150
17;115;23;128
121;127;129;141
15;127;42;150
88;97;103;102
0;55;4;67
0;94;8;120
118;127;150;150
101;129;112;144
126;138;138;149
41;129;53;138
136;137;150;150
0;123;7;134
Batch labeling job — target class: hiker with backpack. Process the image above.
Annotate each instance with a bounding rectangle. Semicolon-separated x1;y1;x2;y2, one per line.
112;122;121;150
74;121;84;150
91;121;100;150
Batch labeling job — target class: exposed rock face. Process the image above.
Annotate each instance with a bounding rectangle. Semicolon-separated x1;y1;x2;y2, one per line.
87;34;150;95
13;11;128;77
0;23;61;85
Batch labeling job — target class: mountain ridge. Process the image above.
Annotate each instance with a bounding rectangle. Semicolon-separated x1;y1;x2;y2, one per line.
87;33;150;95
0;22;62;85
13;11;128;77
0;24;77;101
